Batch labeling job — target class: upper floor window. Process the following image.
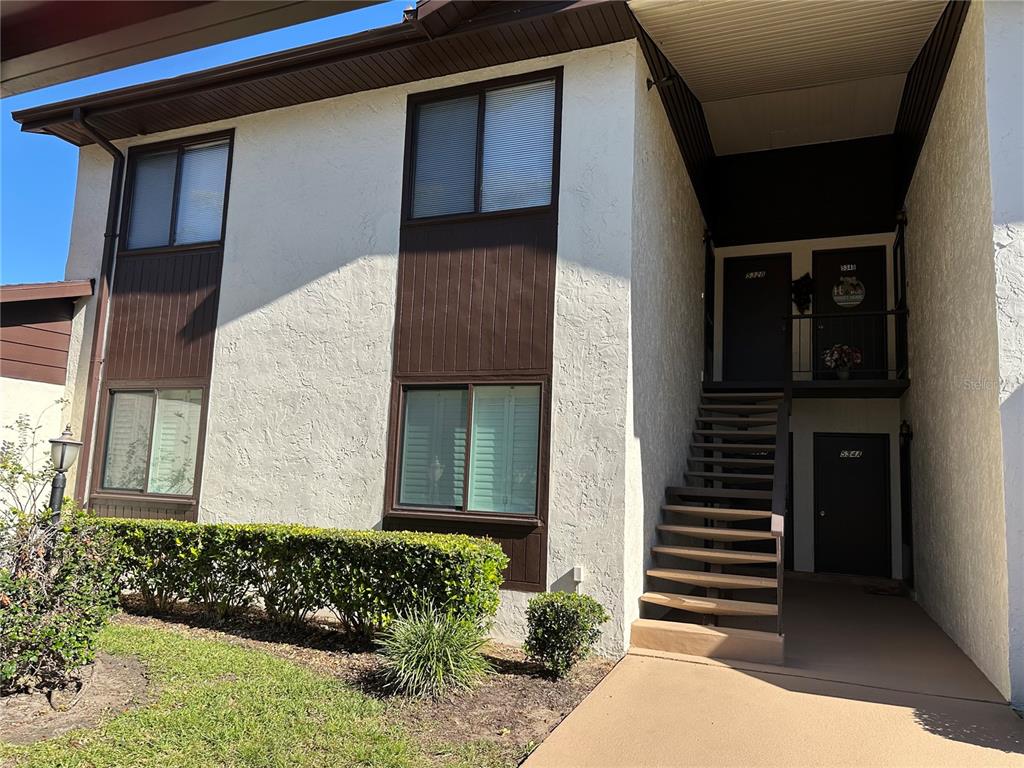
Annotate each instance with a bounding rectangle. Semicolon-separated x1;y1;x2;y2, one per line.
125;138;230;250
410;75;558;219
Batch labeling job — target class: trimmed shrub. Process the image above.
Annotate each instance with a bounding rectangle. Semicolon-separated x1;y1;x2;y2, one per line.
102;520;508;634
524;592;609;678
0;504;123;693
377;604;490;698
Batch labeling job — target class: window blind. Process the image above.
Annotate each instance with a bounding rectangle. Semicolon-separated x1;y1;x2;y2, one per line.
147;389;202;495
480;80;555;212
412;96;478;218
174;142;230;245
399;388;467;507
126;151;177;249
467;385;540;514
102;391;155;490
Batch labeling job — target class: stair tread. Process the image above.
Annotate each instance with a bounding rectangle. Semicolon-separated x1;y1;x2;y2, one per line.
694;430;777;440
652;545;778;564
688;457;776;467
647;568;777;589
661;504;772;521
700;404;779;414
692;442;776;453
668;486;772;500
641;591;778;617
657;524;775;541
686;470;773;484
702;392;784;400
696;416;778;426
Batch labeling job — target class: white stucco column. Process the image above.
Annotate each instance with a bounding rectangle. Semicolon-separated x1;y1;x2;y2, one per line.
984;0;1024;707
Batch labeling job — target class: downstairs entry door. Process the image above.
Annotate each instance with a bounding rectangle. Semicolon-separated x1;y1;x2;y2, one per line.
814;433;890;577
722;253;792;383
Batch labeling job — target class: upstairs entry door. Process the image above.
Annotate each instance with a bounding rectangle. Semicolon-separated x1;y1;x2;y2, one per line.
812;246;887;379
723;253;792;383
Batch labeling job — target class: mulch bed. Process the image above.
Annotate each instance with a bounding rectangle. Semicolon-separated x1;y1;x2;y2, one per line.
114;600;614;766
0;653;150;746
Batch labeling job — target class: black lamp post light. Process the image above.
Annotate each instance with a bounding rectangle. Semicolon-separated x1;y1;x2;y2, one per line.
48;425;82;526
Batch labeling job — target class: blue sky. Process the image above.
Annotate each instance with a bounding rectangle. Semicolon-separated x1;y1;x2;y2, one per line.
0;1;405;286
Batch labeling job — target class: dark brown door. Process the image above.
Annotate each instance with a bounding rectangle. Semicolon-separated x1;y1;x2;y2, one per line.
814;433;890;577
812;246;887;379
722;253;791;383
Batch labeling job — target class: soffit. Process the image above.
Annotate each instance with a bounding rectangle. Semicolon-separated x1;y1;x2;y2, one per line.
630;0;947;154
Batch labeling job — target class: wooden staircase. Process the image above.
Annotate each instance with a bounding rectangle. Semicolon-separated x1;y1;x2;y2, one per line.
631;388;790;665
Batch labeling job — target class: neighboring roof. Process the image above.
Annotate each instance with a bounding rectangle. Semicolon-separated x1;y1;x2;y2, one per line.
1;1;380;97
0;280;94;303
11;0;635;147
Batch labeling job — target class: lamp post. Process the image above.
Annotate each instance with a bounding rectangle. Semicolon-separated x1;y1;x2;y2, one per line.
48;425;82;526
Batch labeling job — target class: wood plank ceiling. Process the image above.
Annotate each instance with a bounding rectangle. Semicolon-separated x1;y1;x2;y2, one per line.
629;0;948;154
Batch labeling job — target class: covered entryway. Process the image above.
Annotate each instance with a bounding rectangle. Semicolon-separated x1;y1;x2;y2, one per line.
527;578;1023;768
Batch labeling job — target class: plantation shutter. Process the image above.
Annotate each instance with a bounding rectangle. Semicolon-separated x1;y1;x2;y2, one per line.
411;96;479;218
146;389;203;495
174;141;230;244
102;391;155;490
468;385;540;514
399;388;467;507
126;150;177;249
480;80;556;213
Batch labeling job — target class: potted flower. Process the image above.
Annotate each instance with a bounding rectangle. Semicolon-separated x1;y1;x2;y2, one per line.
823;343;863;379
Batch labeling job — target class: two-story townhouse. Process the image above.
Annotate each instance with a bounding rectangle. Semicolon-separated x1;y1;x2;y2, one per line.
10;0;1022;706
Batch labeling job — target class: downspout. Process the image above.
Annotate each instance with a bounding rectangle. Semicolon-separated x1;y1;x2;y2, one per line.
70;108;124;504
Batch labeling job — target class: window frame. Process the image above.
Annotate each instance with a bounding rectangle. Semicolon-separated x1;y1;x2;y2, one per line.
387;378;549;527
91;379;210;505
401;68;563;225
118;129;235;257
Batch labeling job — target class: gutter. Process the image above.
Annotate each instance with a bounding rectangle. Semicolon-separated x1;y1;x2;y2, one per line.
69;108;124;504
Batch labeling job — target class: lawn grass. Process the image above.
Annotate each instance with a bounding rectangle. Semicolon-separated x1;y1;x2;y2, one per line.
0;624;416;768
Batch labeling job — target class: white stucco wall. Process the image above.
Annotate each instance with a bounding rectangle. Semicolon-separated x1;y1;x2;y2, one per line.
623;53;707;634
983;0;1024;706
902;1;1011;698
0;377;67;508
61;41;647;653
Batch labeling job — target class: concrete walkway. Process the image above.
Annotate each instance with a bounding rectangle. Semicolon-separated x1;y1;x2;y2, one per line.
526;580;1024;768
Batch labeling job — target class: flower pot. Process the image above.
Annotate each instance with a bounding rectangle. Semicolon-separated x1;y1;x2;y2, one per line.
837;368;851;380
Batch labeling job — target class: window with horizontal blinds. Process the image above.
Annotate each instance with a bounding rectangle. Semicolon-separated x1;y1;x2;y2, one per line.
102;391;155;490
124;137;230;250
399;388;467;507
126;151;177;249
175;142;230;245
100;388;203;496
481;80;555;212
412;96;478;218
467;385;540;514
147;389;203;495
408;75;557;219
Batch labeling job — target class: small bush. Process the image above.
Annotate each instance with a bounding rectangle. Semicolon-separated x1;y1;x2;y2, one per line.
377;604;490;698
0;504;123;693
524;592;609;678
102;520;508;634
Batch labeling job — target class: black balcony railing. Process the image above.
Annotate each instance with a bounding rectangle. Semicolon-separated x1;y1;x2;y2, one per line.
788;307;909;381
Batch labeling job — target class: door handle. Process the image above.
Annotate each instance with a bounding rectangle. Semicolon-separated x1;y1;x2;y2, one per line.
818;510;826;517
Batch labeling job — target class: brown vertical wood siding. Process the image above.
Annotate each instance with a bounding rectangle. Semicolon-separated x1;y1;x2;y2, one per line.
385;71;562;591
0;300;74;385
395;210;557;377
104;248;223;381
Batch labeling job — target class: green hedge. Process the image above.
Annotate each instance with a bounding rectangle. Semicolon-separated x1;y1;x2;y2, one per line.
100;520;508;635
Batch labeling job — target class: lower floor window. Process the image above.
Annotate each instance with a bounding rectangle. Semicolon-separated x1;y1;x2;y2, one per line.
398;384;541;515
102;388;203;495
